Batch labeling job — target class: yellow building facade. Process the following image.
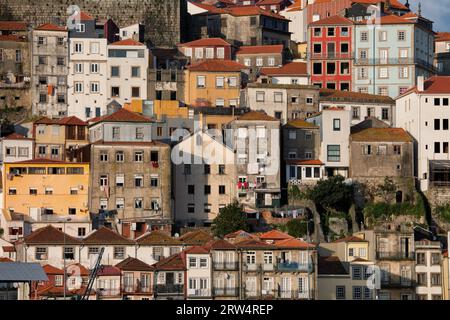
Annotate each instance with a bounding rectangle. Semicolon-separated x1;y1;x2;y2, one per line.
3;159;90;220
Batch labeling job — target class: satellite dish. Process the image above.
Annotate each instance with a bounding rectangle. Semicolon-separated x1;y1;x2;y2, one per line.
174;233;179;238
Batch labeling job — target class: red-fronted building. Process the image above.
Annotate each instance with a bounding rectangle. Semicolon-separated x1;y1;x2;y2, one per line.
308;15;354;91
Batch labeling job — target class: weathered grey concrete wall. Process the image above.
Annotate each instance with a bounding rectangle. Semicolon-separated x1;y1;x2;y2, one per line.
0;0;186;47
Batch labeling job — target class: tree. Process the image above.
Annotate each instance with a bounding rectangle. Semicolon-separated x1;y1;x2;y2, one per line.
212;201;248;237
376;177;397;203
306;175;354;213
285;219;308;238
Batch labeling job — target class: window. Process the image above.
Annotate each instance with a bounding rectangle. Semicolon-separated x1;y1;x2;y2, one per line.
219;165;225;175
435;98;441;106
134;151;144;162
112;127;120;140
393;145;402;155
90;63;99;73
219;185;226;195
197;76;206;88
314;27;321;37
361;31;368;41
114;247;125;260
340;62;349;75
204;185;211;195
417;273;427;286
111;87;120;97
327;27;335;36
134;198;143;209
116;151;124;162
57;37;64;46
111;66;120;77
336;286;345;299
216;98;225;107
352;106;360;119
64;247;75;260
379;31;387;41
195;48;203;59
379;67;388;78
313;62;322;75
184;164;191;175
431;273;441;286
256;58;263;67
274;92;283;103
378;87;388;96
352;286;362;300
74;82;83;93
341;43;349;53
352;266;362;280
358;67;368;79
382;108;389;120
217;47;224;59
250;16;257;26
90;82;99;93
268;57;275;66
134;175;144;187
216;76;224;88
435;142;441;154
333;119;341;131
29;188;38;195
116;174;124;187
100;153;108;162
35;247;47;260
431;253;440;265
68;208;76;215
200;258;207;268
204;164;210;174
256;91;265;102
74;42;82;53
189;258;197;268
151;151;159;162
228;77;237;87
327;145;340;162
398;31;406;41
326;62;336;75
99;175;108;187
131;66;140;77
131;87;140;98
100;198;108;210
150;175;158;187
188;203;195;213
435;119;441;130
399;67;409;79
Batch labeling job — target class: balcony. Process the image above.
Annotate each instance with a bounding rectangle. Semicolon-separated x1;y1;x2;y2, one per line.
243;263;259;272
96;288;121;298
122;284;152;294
381;279;416;289
376;251;415;260
276;290;315;300
309;52;353;60
276;262;314;273
213;287;239;297
187;289;211;298
154;284;184;295
213;262;239;271
354;58;414;65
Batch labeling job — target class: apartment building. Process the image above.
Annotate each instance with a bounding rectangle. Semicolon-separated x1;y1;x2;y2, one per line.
245;83;319;124
226;111;281;209
210;239;240;300
32;116;88;161
107;39;149;107
115;257;155;300
0;133;33;163
282;119;323;189
353;14;435;98
435;32;450;76
173;131;235;227
415;239;443;300
184;59;244;107
279;0;308;43
186;246;212;300
178;37;232;64
236;44;284;80
3;159;89;222
259;62;309;85
135;231;183;265
319;89;395;126
152;252;186;300
308;15;354;91
0;21;31;110
67;12;109;120
88;108;172;233
395;76;450;191
31;24;69;118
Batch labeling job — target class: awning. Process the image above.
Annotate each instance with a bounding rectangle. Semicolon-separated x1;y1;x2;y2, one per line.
0;262;48;282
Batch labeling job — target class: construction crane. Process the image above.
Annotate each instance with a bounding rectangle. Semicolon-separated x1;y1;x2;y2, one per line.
80;247;105;300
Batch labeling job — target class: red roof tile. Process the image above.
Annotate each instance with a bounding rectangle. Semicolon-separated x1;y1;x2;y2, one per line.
109;38;145;46
309;15;354;26
235;239;275;248
56;116;87;126
286;0;303;12
179;37;231;47
0;21;27;31
236;44;283;55
178;230;214;246
2;132;32;140
88;108;153;125
352;0;409;10
97;265;121;276
185;246;210;254
260;62;307;76
152;252;186;271
205;239;237;250
260;229;293;241
286;159;324;165
320;88;394;104
351;127;413;142
83;227;134;245
35;23;67;32
0;35;27;42
23;225;82;245
67;263;90;276
8;158;79;165
333;235;368;243
236;110;278;121
357;14;413;25
436;32;450;42
187;59;246;72
2;246;15;252
43;264;64;275
0;257;14;262
115;257;154;271
74;11;94;21
285;119;318;129
274;238;315;249
224;229;255;239
136;230;182;245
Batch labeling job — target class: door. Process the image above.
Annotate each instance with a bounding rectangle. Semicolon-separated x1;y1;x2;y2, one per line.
281;277;291;298
166;272;174;285
380;49;388;64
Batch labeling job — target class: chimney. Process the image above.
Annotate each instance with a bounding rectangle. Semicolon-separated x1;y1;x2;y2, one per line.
417;76;424;92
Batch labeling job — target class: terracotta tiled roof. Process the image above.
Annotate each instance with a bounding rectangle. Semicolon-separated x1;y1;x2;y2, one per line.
92;140;168;147
43;264;64;275
23;225;82;245
236;110;278;121
333;235;368;243
260;62;307;75
97;265;121;276
136;230;182;245
115;257;154;271
436;32;450;42
275;238;316;249
224;229;255;239
67;263;90;276
8;158;78;165
88;108;153;125
35;23;67;32
286;0;303;12
83;227;134;245
152;252;186;271
2;132;32;140
185;246;210;254
56;116;87;126
286;159;324;165
0;35;27;42
109;38;145;46
357;14;412;25
74;11;94;21
351;127;413;142
37;284;88;296
318;256;348;275
403;76;450;95
179;37;231;47
259;229;293;241
257;0;284;4
2;246;15;252
319;88;394;104
285;119;319;129
178;230;214;246
0;21;27;31
309;15;353;26
187;59;246;72
235;239;275;249
352;0;409;10
0;257;14;262
236;44;283;55
206;239;236;250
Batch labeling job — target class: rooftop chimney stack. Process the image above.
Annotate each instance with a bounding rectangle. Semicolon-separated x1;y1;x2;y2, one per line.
417;76;424;92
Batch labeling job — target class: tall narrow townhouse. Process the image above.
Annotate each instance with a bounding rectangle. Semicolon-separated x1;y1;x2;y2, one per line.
353;14;435;98
107;39;149;107
308;15;354;91
31;24;69;118
88;108;172;235
395;76;450;192
306;107;351;178
226;111;281;209
67;12;109;120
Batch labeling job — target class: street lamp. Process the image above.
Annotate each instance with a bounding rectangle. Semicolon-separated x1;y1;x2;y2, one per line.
63;217;72;300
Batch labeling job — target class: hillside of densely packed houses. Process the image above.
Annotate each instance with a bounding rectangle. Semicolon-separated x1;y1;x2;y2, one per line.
0;0;450;300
